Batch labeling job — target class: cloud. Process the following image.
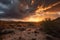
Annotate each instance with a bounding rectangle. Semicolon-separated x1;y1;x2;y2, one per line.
0;0;60;19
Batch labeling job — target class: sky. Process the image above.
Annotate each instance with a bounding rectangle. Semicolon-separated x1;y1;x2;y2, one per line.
0;0;60;20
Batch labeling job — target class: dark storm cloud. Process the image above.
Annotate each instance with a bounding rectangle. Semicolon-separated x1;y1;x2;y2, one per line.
0;0;60;19
46;4;60;12
33;0;60;12
0;0;22;19
44;0;60;12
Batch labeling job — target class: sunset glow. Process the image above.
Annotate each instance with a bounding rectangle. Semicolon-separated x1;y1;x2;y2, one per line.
0;0;60;22
20;1;60;22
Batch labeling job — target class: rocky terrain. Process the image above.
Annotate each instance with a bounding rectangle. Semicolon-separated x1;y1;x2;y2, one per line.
0;21;46;40
0;17;60;40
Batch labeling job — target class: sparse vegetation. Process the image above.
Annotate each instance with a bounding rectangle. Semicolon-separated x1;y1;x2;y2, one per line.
40;17;60;40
